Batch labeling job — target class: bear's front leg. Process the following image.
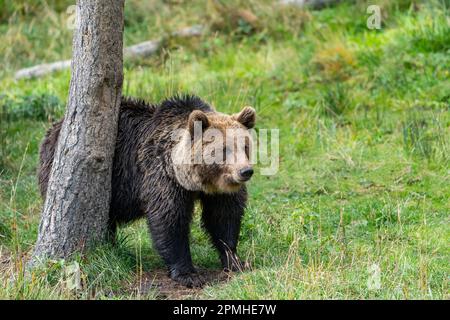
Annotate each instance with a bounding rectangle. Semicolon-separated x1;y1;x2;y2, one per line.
145;185;204;288
200;187;247;272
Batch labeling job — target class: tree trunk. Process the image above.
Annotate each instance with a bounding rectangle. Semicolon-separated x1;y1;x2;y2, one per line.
32;0;124;261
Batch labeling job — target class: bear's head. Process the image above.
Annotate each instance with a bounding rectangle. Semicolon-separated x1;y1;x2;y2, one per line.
172;106;256;193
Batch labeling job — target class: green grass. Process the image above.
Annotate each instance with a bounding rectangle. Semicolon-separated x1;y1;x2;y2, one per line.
0;0;449;299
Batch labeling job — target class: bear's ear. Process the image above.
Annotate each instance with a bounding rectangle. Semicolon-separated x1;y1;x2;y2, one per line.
234;106;256;129
188;110;210;136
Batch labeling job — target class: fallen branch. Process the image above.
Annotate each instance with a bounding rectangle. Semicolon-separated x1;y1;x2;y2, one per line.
124;24;204;58
278;0;342;10
14;25;205;80
14;60;72;80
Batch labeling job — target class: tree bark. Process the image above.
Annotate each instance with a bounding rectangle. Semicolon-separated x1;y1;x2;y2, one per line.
32;0;124;261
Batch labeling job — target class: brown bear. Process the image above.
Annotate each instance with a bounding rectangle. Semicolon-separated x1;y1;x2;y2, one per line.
38;95;256;288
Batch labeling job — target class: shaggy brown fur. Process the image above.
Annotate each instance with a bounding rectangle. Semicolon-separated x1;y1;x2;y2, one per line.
37;95;256;288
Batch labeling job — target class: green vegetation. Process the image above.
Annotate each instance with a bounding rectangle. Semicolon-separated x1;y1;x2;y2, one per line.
0;0;449;299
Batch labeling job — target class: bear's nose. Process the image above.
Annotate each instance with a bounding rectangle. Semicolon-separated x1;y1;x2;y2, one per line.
239;167;254;181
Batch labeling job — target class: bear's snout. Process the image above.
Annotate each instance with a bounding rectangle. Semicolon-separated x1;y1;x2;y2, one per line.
238;167;254;181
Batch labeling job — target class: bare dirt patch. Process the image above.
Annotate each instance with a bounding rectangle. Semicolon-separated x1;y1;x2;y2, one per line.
134;268;232;299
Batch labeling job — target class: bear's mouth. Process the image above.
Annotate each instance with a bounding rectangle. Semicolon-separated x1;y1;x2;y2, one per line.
225;174;245;186
205;175;242;194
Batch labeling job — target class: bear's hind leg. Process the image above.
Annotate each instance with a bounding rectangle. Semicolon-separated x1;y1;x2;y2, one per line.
106;219;118;244
200;187;247;272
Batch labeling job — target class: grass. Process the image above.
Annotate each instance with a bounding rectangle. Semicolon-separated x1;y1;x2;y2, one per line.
0;0;449;299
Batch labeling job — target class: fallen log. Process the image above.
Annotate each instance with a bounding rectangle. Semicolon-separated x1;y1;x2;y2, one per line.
14;25;205;80
278;0;342;10
14;60;72;80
